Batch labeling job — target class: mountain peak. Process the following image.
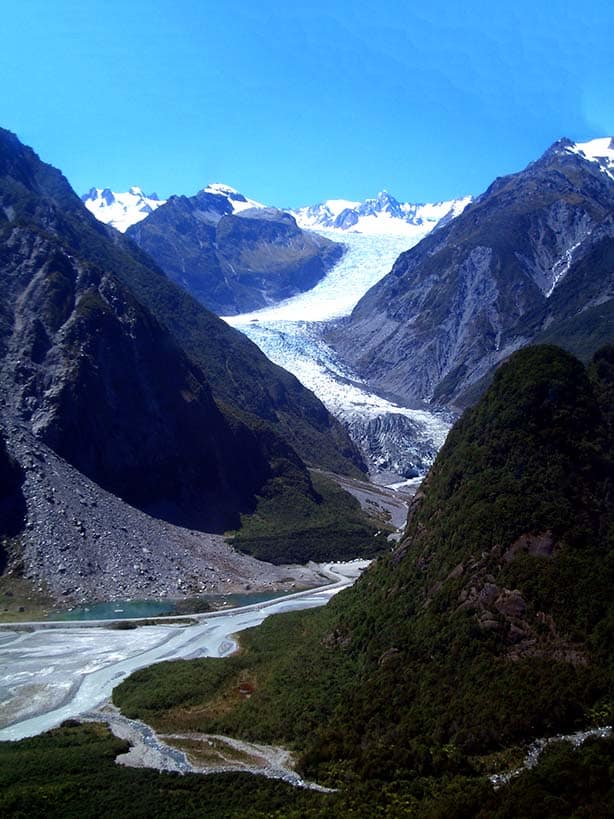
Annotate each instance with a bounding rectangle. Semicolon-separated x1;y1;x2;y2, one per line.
81;186;167;232
540;136;614;181
201;182;265;212
204;182;241;196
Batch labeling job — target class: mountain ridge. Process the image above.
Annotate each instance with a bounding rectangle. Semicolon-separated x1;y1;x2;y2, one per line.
290;189;472;236
83;179;472;238
125;190;344;316
81;186;165;232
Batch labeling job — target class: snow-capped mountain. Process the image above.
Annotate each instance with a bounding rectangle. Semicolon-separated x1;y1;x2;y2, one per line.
564;137;614;181
81;186;166;232
82;182;265;233
327;136;614;408
201;182;265;213
290;190;472;236
83;181;471;240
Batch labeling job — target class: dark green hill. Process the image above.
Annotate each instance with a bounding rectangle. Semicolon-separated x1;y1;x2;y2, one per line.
116;345;614;802
309;346;613;780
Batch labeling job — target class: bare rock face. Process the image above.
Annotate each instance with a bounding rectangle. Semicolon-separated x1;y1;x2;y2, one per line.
0;224;274;532
494;589;526;619
504;531;556;561
328;138;614;407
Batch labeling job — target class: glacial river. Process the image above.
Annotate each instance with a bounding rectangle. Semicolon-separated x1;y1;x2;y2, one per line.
0;561;367;742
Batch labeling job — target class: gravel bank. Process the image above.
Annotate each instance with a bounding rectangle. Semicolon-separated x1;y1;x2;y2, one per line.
5;424;331;604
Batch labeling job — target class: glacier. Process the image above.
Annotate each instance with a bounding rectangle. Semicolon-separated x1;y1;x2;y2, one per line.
225;231;453;483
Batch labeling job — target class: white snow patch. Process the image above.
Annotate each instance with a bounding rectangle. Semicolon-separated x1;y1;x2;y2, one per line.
82;187;166;232
291;192;472;236
546;239;583;297
202;183;265;213
566;137;614;181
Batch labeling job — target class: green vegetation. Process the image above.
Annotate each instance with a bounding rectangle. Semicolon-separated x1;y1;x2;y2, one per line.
230;472;392;563
0;573;54;622
0;722;331;817
114;605;353;745
2;715;610;816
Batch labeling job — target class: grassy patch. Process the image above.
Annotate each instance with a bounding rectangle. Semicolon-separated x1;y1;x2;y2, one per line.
0;573;55;623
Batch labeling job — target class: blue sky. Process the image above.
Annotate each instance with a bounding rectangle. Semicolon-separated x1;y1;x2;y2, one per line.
1;1;612;206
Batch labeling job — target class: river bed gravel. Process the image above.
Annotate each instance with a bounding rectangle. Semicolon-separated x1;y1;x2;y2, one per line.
0;561;368;742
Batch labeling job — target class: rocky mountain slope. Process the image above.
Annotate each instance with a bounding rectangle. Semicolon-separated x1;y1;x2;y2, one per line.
291;189;471;236
0;129;312;533
125;188;344;315
328;138;614;406
1;425;327;602
119;345;613;811
0;127;368;599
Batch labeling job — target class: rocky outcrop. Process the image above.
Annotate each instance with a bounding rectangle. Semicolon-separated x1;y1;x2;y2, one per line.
328;138;614;407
